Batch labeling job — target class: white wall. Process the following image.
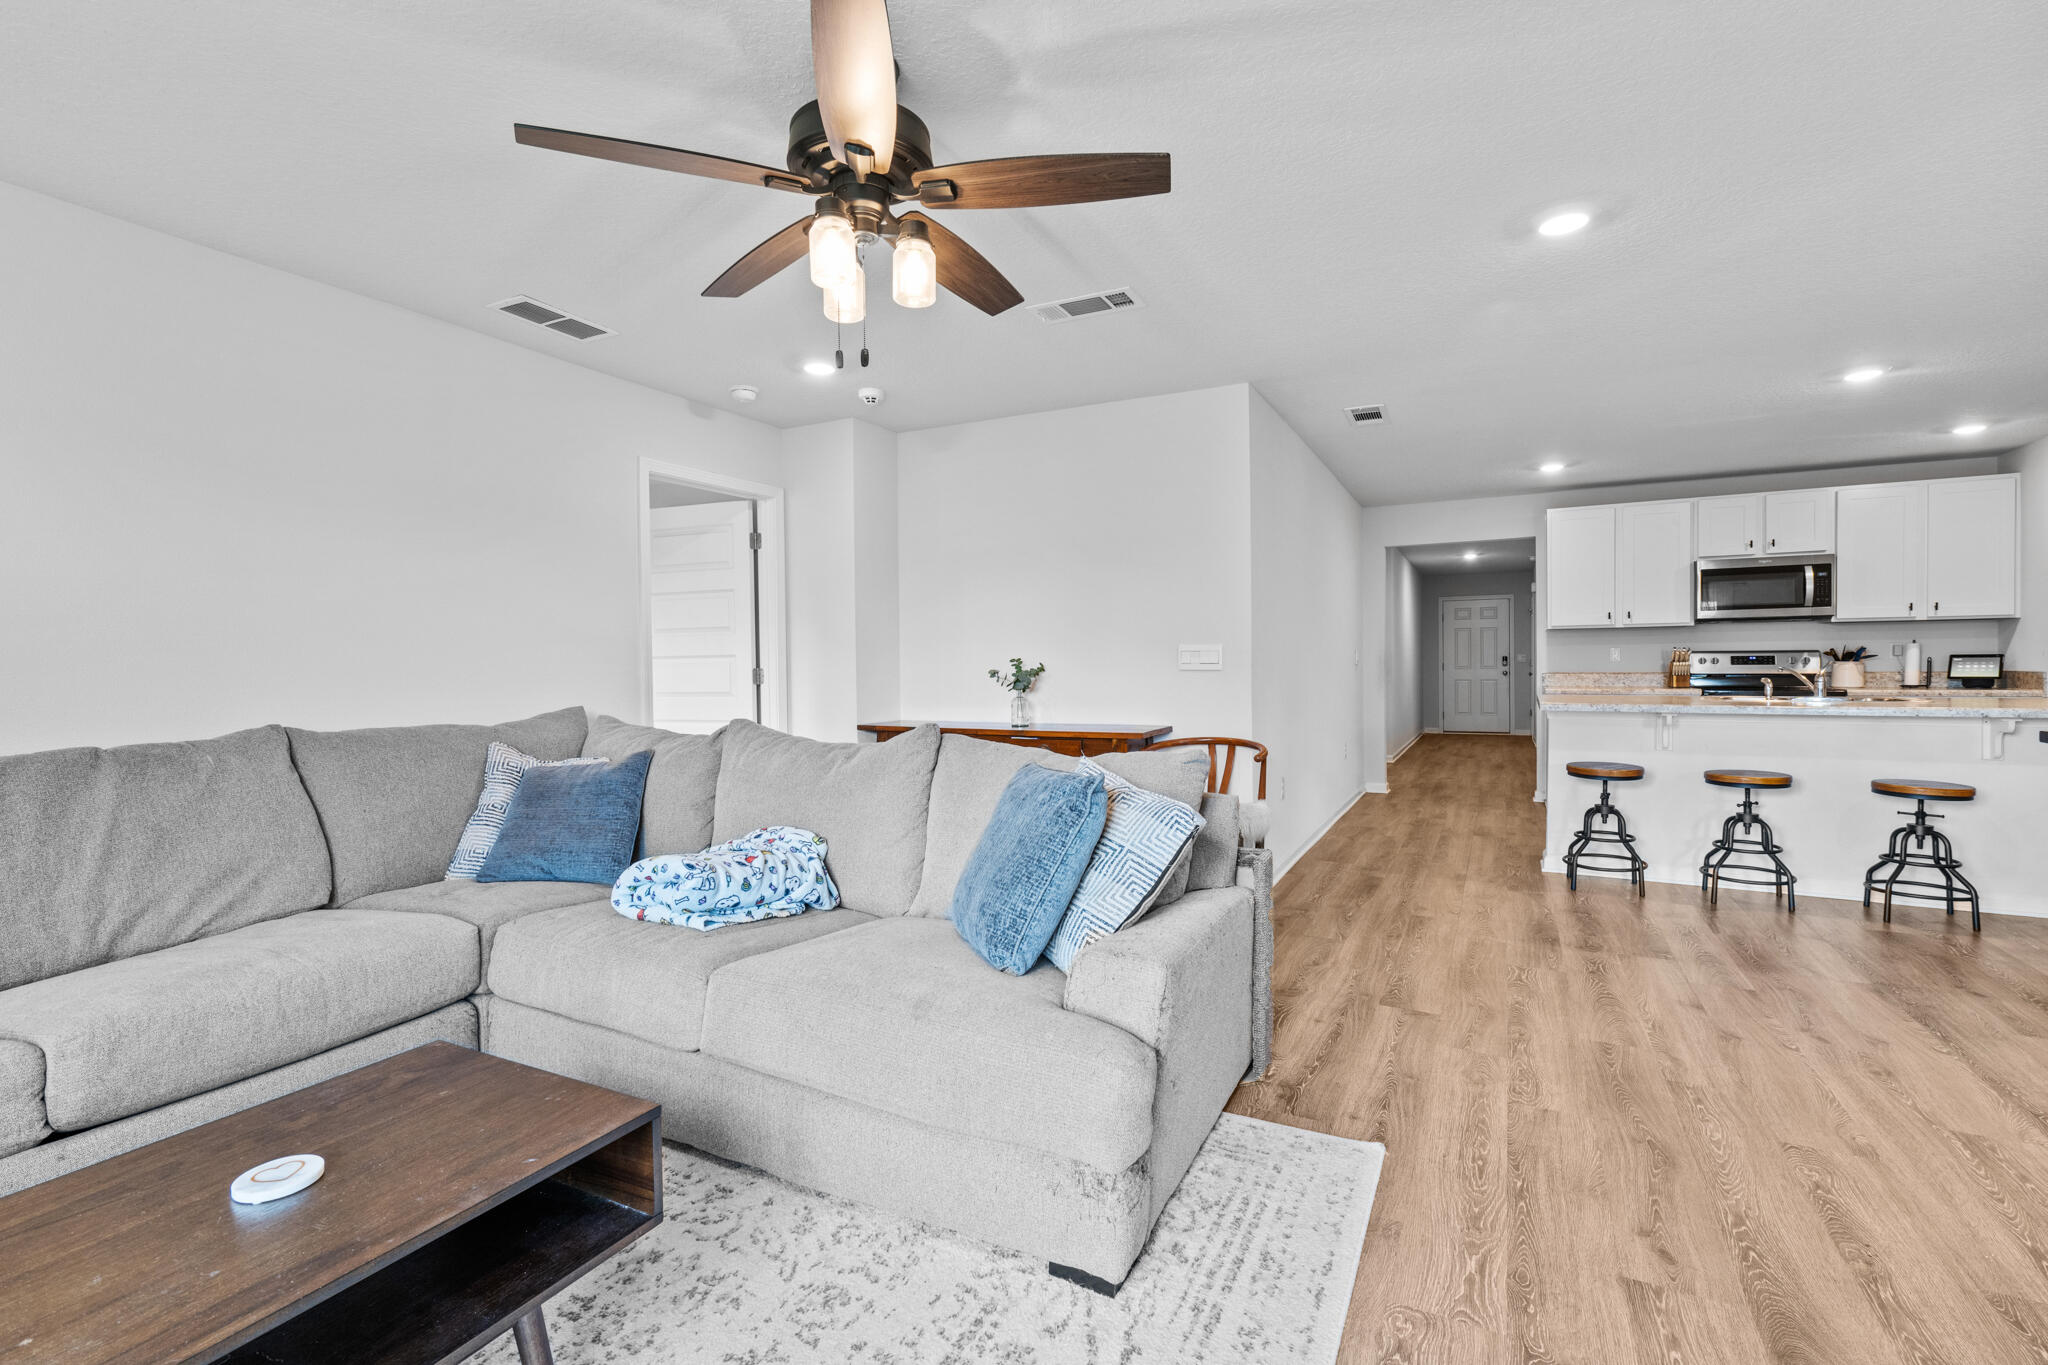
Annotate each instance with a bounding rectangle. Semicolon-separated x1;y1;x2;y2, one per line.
1382;550;1423;763
778;418;900;741
1248;389;1365;867
2001;436;2048;668
897;386;1257;737
0;181;787;754
1417;570;1538;732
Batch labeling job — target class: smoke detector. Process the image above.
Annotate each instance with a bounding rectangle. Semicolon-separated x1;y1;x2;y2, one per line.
729;384;760;403
858;386;885;406
489;295;613;341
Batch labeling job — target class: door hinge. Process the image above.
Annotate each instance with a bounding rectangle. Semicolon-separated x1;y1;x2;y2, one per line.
751;666;765;687
748;531;763;550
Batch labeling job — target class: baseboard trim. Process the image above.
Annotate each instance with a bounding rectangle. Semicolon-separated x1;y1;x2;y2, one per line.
1275;784;1375;880
1386;730;1422;764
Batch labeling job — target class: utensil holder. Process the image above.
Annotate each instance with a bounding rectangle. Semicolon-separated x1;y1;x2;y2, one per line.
1830;661;1866;689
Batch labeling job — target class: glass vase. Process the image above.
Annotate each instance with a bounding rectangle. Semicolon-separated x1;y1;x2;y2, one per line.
1009;691;1031;728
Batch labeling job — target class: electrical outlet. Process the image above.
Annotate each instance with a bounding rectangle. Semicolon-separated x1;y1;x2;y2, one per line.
1278;776;1287;800
1892;643;1905;657
1609;647;1621;662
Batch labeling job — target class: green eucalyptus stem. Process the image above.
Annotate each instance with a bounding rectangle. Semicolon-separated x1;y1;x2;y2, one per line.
987;657;1047;694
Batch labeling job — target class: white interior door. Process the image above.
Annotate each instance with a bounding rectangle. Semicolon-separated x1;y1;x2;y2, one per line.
649;501;758;733
1441;595;1512;733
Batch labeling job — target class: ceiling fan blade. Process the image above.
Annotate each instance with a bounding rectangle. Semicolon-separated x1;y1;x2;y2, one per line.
914;153;1171;209
897;213;1022;316
514;124;810;194
702;217;814;298
811;0;898;174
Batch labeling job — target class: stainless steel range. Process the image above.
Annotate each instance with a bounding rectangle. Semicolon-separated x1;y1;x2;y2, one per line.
1688;648;1829;696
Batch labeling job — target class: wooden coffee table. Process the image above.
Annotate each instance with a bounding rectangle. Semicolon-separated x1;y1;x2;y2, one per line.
0;1042;661;1363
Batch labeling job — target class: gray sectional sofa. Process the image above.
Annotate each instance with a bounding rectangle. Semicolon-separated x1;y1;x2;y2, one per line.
0;707;1270;1288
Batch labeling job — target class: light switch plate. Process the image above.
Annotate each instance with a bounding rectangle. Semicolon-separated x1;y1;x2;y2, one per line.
1178;644;1224;671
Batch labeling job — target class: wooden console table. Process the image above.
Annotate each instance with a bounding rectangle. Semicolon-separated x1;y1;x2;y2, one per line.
859;721;1172;757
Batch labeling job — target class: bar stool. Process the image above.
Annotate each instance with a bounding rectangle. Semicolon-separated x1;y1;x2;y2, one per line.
1562;761;1648;895
1863;779;1981;931
1699;769;1797;910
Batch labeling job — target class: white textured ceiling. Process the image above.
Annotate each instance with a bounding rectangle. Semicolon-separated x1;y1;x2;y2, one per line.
4;1;2044;506
1402;538;1537;576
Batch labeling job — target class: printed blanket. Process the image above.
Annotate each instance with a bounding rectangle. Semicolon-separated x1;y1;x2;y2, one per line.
613;826;839;930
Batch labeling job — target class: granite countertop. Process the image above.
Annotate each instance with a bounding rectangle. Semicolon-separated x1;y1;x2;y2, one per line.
1542;691;2048;719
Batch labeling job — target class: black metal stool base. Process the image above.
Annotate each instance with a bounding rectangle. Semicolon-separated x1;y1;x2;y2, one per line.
1699;790;1796;911
1563;780;1646;896
1864;800;1981;931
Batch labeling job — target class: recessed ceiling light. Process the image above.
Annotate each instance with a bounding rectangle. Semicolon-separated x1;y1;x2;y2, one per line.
1950;421;1988;437
1536;210;1591;237
802;359;835;377
1841;365;1888;384
1539;460;1567;474
1462;550;1480;561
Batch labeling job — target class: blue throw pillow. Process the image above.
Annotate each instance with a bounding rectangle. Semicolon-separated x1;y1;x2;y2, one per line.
950;764;1108;975
476;750;654;884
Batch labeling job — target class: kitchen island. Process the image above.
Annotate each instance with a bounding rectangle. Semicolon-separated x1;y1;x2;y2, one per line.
1542;691;2048;918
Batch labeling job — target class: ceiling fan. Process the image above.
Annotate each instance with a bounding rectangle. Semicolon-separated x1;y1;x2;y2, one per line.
513;0;1169;321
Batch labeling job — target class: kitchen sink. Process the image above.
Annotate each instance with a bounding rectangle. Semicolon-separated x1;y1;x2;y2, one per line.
1714;695;1941;707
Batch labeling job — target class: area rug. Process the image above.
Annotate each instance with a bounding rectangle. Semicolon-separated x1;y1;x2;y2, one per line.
470;1114;1384;1365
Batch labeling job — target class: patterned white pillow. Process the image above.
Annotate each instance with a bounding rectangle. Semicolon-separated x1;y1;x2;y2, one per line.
1043;757;1205;972
445;741;604;880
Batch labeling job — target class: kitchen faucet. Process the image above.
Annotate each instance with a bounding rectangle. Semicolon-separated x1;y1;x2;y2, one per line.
1763;677;1773;702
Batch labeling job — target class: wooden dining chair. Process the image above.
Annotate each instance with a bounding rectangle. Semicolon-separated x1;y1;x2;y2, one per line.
1148;736;1269;847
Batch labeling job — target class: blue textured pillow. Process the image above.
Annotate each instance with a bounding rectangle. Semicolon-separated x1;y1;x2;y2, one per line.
950;764;1108;975
476;750;654;884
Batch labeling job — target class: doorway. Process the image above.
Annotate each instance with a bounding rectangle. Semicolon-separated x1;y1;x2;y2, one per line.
1439;595;1513;732
640;458;788;733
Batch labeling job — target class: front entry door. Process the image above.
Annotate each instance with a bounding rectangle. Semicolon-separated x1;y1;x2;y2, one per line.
649;501;759;733
1440;595;1512;733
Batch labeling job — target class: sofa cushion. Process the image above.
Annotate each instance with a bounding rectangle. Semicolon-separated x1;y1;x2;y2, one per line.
0;1040;49;1159
583;716;722;858
701;917;1157;1173
1189;793;1242;890
712;720;940;914
489;902;873;1052
0;909;477;1131
287;707;587;903
908;737;1212;919
0;725;332;991
339;880;610;963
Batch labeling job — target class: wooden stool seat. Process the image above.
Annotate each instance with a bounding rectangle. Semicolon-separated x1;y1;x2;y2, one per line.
1704;768;1793;789
1870;778;1975;801
1567;760;1644;781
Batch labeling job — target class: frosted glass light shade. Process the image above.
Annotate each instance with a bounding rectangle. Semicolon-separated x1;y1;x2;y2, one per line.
892;232;937;308
808;212;857;289
823;264;865;324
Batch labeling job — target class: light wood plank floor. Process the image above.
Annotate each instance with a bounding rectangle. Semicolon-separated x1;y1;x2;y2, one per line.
1228;732;2048;1365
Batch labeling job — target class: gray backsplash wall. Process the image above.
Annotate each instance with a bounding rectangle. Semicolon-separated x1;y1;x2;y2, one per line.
1546;616;2004;674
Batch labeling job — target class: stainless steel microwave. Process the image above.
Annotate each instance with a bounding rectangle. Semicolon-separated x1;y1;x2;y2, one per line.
1695;555;1834;620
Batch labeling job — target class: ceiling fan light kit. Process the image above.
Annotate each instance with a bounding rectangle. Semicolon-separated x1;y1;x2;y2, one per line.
514;0;1170;327
891;219;936;308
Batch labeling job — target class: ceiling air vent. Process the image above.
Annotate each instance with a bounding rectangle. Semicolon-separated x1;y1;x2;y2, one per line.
490;296;614;341
1031;289;1143;324
1346;404;1386;424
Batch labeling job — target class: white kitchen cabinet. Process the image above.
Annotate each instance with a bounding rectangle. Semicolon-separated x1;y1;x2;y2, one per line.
1615;500;1696;626
1762;488;1834;554
1695;495;1762;558
1834;482;1927;620
1926;474;2019;618
1544;505;1617;627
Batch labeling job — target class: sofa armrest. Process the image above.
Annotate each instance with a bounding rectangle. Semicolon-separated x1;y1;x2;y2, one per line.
1062;886;1252;1055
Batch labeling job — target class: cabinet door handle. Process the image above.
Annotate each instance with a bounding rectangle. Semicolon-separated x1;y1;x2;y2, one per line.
1747;539;1754;548
1770;537;1777;547
1626;610;1633;619
1908;602;1914;612
1606;611;1612;620
1934;602;1939;612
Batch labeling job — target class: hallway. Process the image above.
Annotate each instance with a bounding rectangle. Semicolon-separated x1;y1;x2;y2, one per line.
1230;732;2048;1364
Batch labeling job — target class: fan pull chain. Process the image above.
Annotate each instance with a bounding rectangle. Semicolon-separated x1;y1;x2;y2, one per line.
861;311;870;368
835;318;844;371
